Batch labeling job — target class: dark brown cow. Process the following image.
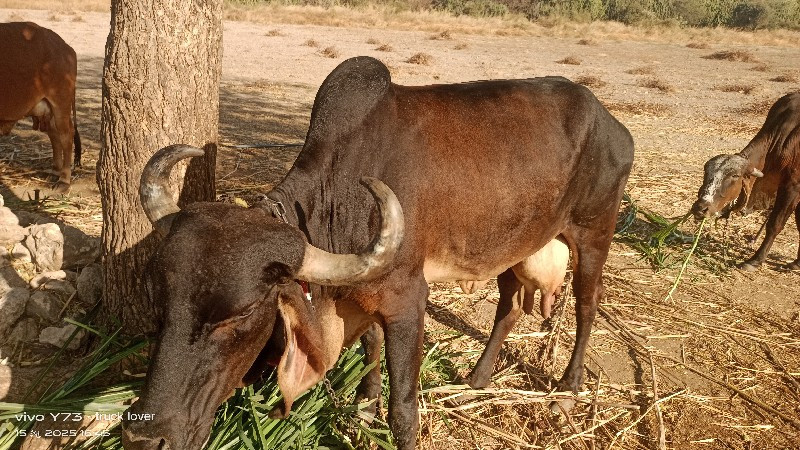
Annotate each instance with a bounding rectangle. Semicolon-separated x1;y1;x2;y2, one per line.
692;92;800;271
122;57;634;450
0;22;81;192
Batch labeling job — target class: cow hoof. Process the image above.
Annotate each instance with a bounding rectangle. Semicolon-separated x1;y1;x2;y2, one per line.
737;261;760;272
783;261;800;271
53;181;70;194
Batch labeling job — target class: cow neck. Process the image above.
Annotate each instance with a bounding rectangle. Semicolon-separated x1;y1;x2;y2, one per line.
739;136;769;172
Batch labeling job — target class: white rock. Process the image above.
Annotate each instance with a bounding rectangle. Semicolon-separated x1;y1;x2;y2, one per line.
30;270;71;288
0;207;25;246
11;242;31;263
0;288;30;336
26;291;62;323
39;323;84;350
24;223;64;272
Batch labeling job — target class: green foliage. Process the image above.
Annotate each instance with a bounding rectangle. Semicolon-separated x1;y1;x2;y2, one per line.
0;324;393;450
432;0;509;17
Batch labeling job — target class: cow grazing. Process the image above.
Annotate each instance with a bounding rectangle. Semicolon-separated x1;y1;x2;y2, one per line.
692;92;800;271
122;57;634;450
0;22;81;192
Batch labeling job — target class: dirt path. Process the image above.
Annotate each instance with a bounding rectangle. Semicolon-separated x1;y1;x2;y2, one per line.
2;7;800;449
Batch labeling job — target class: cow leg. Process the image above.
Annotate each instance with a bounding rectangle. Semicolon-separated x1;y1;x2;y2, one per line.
355;322;384;421
383;279;427;450
784;204;800;271
558;235;608;393
45;99;75;193
465;269;523;389
739;182;800;271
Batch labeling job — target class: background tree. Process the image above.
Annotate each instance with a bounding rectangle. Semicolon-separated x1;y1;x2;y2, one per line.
99;0;222;334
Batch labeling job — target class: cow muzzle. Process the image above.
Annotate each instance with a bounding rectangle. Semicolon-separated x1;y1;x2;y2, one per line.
122;410;212;450
690;198;716;219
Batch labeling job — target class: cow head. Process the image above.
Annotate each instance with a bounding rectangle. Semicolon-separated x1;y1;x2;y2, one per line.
122;145;404;450
691;154;763;219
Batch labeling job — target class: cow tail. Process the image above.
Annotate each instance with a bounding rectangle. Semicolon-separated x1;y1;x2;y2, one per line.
72;95;81;167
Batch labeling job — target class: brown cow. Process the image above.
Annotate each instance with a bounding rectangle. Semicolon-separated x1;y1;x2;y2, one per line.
122;57;634;450
0;22;81;192
692;92;800;271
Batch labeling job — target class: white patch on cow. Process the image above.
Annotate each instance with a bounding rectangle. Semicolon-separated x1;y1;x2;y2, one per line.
701;171;724;203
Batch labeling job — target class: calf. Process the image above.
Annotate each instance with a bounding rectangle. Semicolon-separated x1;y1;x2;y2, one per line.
123;57;634;449
0;22;81;192
692;92;800;271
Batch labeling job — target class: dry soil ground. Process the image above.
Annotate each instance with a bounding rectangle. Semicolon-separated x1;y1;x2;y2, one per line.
1;5;800;450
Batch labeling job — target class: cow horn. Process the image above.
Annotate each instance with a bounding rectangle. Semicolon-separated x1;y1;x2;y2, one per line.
140;144;205;237
750;167;764;178
296;177;404;286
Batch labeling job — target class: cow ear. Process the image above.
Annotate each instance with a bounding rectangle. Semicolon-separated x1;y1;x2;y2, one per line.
269;282;327;419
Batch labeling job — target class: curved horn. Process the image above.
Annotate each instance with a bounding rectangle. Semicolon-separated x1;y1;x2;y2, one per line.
296;177;404;285
749;167;764;178
139;144;205;237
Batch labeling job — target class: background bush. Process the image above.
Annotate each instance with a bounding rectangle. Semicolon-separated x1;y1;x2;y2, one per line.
230;0;799;28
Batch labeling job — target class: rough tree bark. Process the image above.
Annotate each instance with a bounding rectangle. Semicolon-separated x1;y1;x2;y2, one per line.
99;0;222;334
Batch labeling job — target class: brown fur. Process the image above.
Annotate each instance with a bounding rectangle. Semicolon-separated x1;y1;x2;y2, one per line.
0;22;81;192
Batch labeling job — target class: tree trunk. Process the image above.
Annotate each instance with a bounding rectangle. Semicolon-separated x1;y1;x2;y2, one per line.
99;0;222;334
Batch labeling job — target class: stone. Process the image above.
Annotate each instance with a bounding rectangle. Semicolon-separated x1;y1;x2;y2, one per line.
0;264;27;292
8;318;39;343
0;207;25;246
40;280;77;297
76;264;103;306
26;291;62;323
62;227;100;269
30;270;75;288
39;323;84;350
13;212;99;270
24;223;64;272
0;288;30;336
11;242;31;262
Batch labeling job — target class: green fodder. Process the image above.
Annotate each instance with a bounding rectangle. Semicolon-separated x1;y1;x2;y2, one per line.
0;320;394;449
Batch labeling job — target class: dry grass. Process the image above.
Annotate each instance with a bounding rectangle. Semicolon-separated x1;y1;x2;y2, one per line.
4;0;800;47
769;74;798;83
686;41;709;49
265;29;283;37
453;42;468;50
703;50;759;62
556;55;581;65
715;83;758;94
430;30;453;40
637;77;675;93
750;64;771;72
407;52;433;65
318;46;340;59
303;38;319;47
574;74;607;88
731;98;774;116
70;14;85;22
604;100;673;116
626;65;655;75
577;38;596;45
376;43;393;52
366;37;380;45
47;12;61;21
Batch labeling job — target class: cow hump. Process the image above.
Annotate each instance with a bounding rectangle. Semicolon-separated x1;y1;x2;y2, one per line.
307;56;391;142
